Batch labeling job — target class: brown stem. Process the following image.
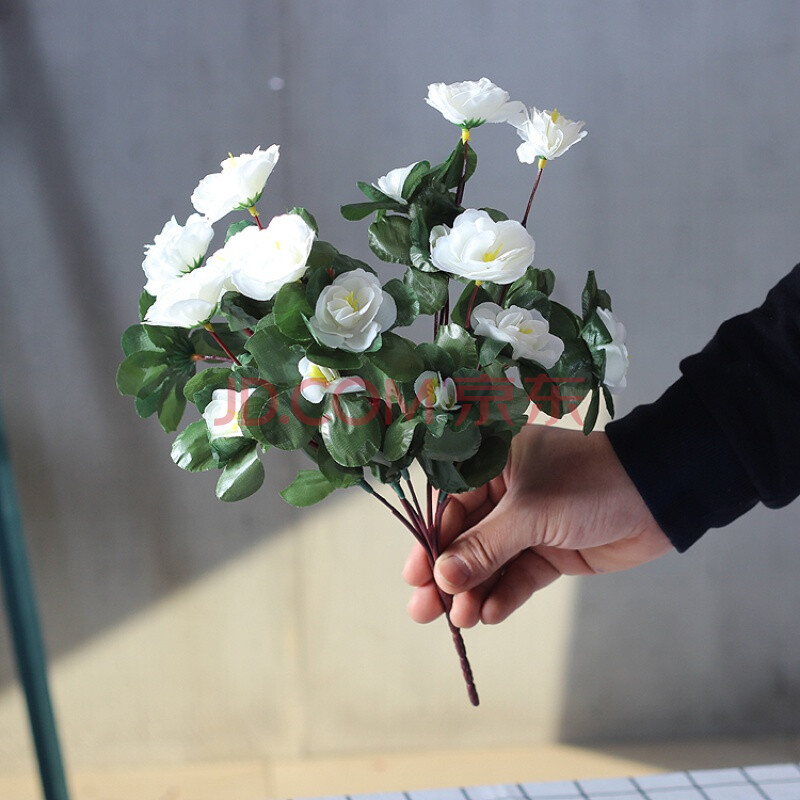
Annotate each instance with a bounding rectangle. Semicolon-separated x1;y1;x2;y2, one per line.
203;323;241;365
242;327;254;337
426;482;433;530
464;282;481;331
521;162;545;228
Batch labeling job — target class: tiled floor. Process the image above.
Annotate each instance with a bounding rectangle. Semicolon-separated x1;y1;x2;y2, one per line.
2;737;800;800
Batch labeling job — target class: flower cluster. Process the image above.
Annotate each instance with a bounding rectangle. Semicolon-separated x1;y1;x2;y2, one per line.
118;77;627;706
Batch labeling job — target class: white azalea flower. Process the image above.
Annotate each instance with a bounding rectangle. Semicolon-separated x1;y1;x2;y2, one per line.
309;269;397;352
190;144;280;223
142;214;214;296
373;161;420;204
202;387;256;440
513;108;587;163
413;371;460;411
595;307;629;395
426;78;525;129
223;213;316;301
430;209;534;284
297;357;366;404
471;302;564;369
144;259;231;328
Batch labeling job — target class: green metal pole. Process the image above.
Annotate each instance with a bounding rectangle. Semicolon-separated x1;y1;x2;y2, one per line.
0;406;70;800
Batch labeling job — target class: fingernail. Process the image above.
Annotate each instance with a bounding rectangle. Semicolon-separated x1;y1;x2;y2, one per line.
437;554;470;589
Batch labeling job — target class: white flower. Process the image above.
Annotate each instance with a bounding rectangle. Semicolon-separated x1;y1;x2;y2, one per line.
309;269;396;352
144;259;231;328
223;213;316;301
595;308;628;394
142;214;214;296
202;387;256;439
297;357;366;404
190;145;280;223
430;209;535;285
414;371;460;411
373;162;420;204
426;78;525;129
513;108;587;163
471;302;564;369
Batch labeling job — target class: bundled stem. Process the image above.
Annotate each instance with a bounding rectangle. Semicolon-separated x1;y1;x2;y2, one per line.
361;478;479;706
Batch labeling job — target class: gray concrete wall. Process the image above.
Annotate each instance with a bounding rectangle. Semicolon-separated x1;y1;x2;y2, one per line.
1;0;799;768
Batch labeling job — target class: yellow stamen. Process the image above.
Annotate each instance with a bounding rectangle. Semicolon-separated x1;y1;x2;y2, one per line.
475;280;483;286
538;156;547;170
345;291;360;311
461;128;471;144
308;365;328;381
248;205;259;217
519;326;533;335
550;109;559;122
228;152;237;165
482;244;503;262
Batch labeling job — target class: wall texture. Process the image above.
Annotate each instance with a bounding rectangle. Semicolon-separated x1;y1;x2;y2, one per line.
1;0;799;771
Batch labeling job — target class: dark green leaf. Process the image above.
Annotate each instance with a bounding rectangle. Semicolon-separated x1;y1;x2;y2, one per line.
382;278;419;328
602;385;615;419
383;416;422;461
189;326;249;358
478;336;508;366
273;282;314;341
403;268;449;315
304;343;363;370
121;324;160;357
459;430;512;488
451;281;494;328
416;343;455;376
215;444;264;502
581;270;612;318
418;456;470;493
288;206;319;234
582;389;601;435
143;325;193;354
171;420;216;472
158;381;188;433
183;367;234;409
423;425;481;461
367;215;413;266
226;219;256;242
479;207;509;222
306;239;339;269
316;442;363;487
246;323;303;386
357;181;394;202
435;140;477;191
371;332;425;381
139;291;156;321
281;469;337;507
219;292;273;333
245;386;316;451
320;394;382;467
116;350;168;396
434;323;478;370
331;253;375;276
341;200;403;221
401;160;431;200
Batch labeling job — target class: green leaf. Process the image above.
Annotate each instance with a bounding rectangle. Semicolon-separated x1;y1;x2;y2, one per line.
225;219;256;242
582;389;601;435
403;268;449;315
418;456;470;494
189;326;248;358
331;253;375;276
371;332;425;381
142;325;193;354
280;469;337;507
215;444;264;502
478;336;508;367
436;140;477;191
246;323;303;386
320;395;382;467
459;430;512;488
382;278;419;328
304;343;363;370
451;281;494;328
416;343;455;376
157;380;188;433
423;425;481;461
602;385;615;419
581;308;614;372
383;416;422;461
341;200;403;221
219;292;273;332
504;268;553;312
183;367;234;409
116;350;168;396
357;181;394;202
306;239;339;269
121;324;160;357
245;386;316;451
171;420;216;472
547;301;582;341
273;282;313;342
367;215;413;266
139;291;156;321
401;160;431;200
479;207;509;222
316;442;364;488
288;206;319;234
524;339;594;419
581;270;612;318
434;323;478;370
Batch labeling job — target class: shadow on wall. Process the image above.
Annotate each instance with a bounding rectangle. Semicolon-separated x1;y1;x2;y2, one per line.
0;0;300;690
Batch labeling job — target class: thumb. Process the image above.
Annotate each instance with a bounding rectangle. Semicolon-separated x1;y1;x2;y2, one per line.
433;506;532;594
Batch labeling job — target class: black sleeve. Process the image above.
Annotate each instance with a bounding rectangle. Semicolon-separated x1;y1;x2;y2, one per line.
605;263;800;552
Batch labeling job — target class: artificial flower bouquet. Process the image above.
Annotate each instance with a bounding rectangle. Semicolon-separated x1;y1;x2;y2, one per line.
117;78;628;705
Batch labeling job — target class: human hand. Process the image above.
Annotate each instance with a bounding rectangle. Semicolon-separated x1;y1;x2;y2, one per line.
404;425;673;628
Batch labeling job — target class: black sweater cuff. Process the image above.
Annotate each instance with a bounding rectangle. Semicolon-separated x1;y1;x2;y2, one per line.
605;378;759;552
